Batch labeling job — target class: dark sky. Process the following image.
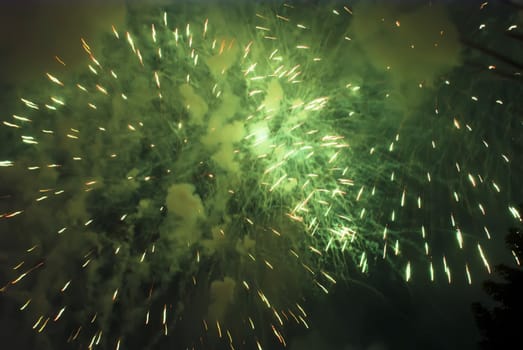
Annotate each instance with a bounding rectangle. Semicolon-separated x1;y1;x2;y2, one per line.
0;1;522;349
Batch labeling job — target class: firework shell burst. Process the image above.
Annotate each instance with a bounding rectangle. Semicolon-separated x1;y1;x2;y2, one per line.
0;1;521;349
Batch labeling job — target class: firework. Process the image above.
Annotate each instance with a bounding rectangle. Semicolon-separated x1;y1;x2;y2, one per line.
0;1;521;349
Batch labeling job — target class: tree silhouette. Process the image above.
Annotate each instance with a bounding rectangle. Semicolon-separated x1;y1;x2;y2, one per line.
472;204;523;349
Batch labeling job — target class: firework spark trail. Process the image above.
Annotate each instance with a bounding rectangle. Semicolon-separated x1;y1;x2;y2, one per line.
1;4;324;349
241;1;521;286
0;1;521;349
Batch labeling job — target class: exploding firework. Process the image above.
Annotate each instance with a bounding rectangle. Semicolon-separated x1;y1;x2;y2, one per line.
0;1;521;349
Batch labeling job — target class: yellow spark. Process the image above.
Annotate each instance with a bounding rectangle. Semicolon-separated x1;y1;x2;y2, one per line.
137;49;144;66
20;299;31;311
89;334;96;348
126;32;136;53
3;210;23;219
76;84;87;92
328;151;340;163
248;90;263;96
479;203;486;215
54;307;66;321
11;272;28;284
309;246;322;256
21;98;39;109
32;316;43;329
443;256;452;284
356;186;364;201
174;28;179;44
468;173;477;187
242;281;250;290
72;326;82;340
38;317;50;333
216;321;222;338
456;229;464;249
90;55;101;67
315;280;329;294
50;97;65;105
12;114;31;122
54;55;66;65
321;271;336;284
509;206;521;220
269;174;287;192
477;244;491;274
11;262;24;271
88;65;98;75
2;121;19;128
257;290;271;308
81;38;92;54
512;250;521;266
298;315;309;329
295;303;307;318
111;25;119;38
45;73;64;87
94;331;105;347
151;23;157;43
95;84;108;95
61;280;71;292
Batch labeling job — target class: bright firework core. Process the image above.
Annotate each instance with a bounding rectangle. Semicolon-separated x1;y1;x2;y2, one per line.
0;1;521;349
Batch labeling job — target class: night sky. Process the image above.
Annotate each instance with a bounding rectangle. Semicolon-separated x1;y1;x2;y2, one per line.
1;1;522;349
